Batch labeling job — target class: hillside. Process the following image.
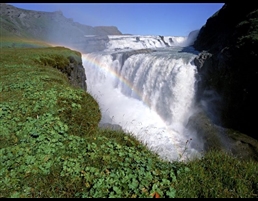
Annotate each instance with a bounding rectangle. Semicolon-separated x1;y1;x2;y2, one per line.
0;3;122;52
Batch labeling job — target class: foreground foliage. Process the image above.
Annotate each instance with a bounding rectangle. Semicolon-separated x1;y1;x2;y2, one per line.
0;37;257;198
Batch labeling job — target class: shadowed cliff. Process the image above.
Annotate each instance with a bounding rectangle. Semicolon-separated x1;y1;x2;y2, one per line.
193;3;258;140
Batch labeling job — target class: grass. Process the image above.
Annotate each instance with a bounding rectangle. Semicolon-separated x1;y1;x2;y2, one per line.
0;36;52;48
0;36;257;198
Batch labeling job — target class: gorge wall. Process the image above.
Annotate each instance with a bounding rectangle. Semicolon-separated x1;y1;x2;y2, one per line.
62;54;87;91
193;3;258;140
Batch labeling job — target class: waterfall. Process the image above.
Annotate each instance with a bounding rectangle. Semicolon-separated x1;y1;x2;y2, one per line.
82;45;202;162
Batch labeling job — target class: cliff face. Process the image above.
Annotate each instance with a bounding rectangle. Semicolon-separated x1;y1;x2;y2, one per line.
31;47;87;91
65;55;87;91
193;3;258;140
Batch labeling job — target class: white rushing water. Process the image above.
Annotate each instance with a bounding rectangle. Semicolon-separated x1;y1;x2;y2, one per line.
82;35;202;162
105;35;187;51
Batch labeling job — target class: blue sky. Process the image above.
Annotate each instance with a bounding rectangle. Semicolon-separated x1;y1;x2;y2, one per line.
8;3;224;37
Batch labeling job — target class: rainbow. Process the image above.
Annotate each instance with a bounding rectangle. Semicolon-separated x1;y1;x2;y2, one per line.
19;39;189;160
82;53;153;109
48;42;152;109
45;44;195;161
82;53;186;157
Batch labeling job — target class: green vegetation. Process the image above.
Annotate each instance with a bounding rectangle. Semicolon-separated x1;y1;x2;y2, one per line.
0;37;257;198
0;36;52;48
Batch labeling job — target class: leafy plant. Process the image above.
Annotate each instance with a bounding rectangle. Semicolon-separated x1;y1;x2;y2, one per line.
0;36;257;198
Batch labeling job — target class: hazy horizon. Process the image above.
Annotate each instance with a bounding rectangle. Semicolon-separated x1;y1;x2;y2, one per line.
8;3;224;37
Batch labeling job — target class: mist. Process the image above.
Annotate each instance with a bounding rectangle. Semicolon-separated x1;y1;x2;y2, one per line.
40;10;224;162
81;37;205;162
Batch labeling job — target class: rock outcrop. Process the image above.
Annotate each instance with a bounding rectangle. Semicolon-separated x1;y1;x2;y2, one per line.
67;55;87;91
34;49;87;91
193;3;258;140
186;107;258;161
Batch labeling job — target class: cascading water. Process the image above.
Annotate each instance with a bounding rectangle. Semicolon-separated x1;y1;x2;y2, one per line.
82;36;202;162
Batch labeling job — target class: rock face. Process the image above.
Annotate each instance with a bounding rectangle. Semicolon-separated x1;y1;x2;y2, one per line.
67;55;87;91
193;3;258;140
186;107;258;161
36;50;87;91
0;3;122;53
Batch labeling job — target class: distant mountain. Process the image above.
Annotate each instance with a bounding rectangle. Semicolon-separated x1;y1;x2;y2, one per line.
0;3;122;52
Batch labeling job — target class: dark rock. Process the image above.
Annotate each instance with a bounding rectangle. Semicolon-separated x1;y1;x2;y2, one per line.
187;108;258;161
193;51;218;103
193;51;213;72
169;37;174;44
159;35;170;47
193;3;258;140
44;52;87;91
67;55;87;91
